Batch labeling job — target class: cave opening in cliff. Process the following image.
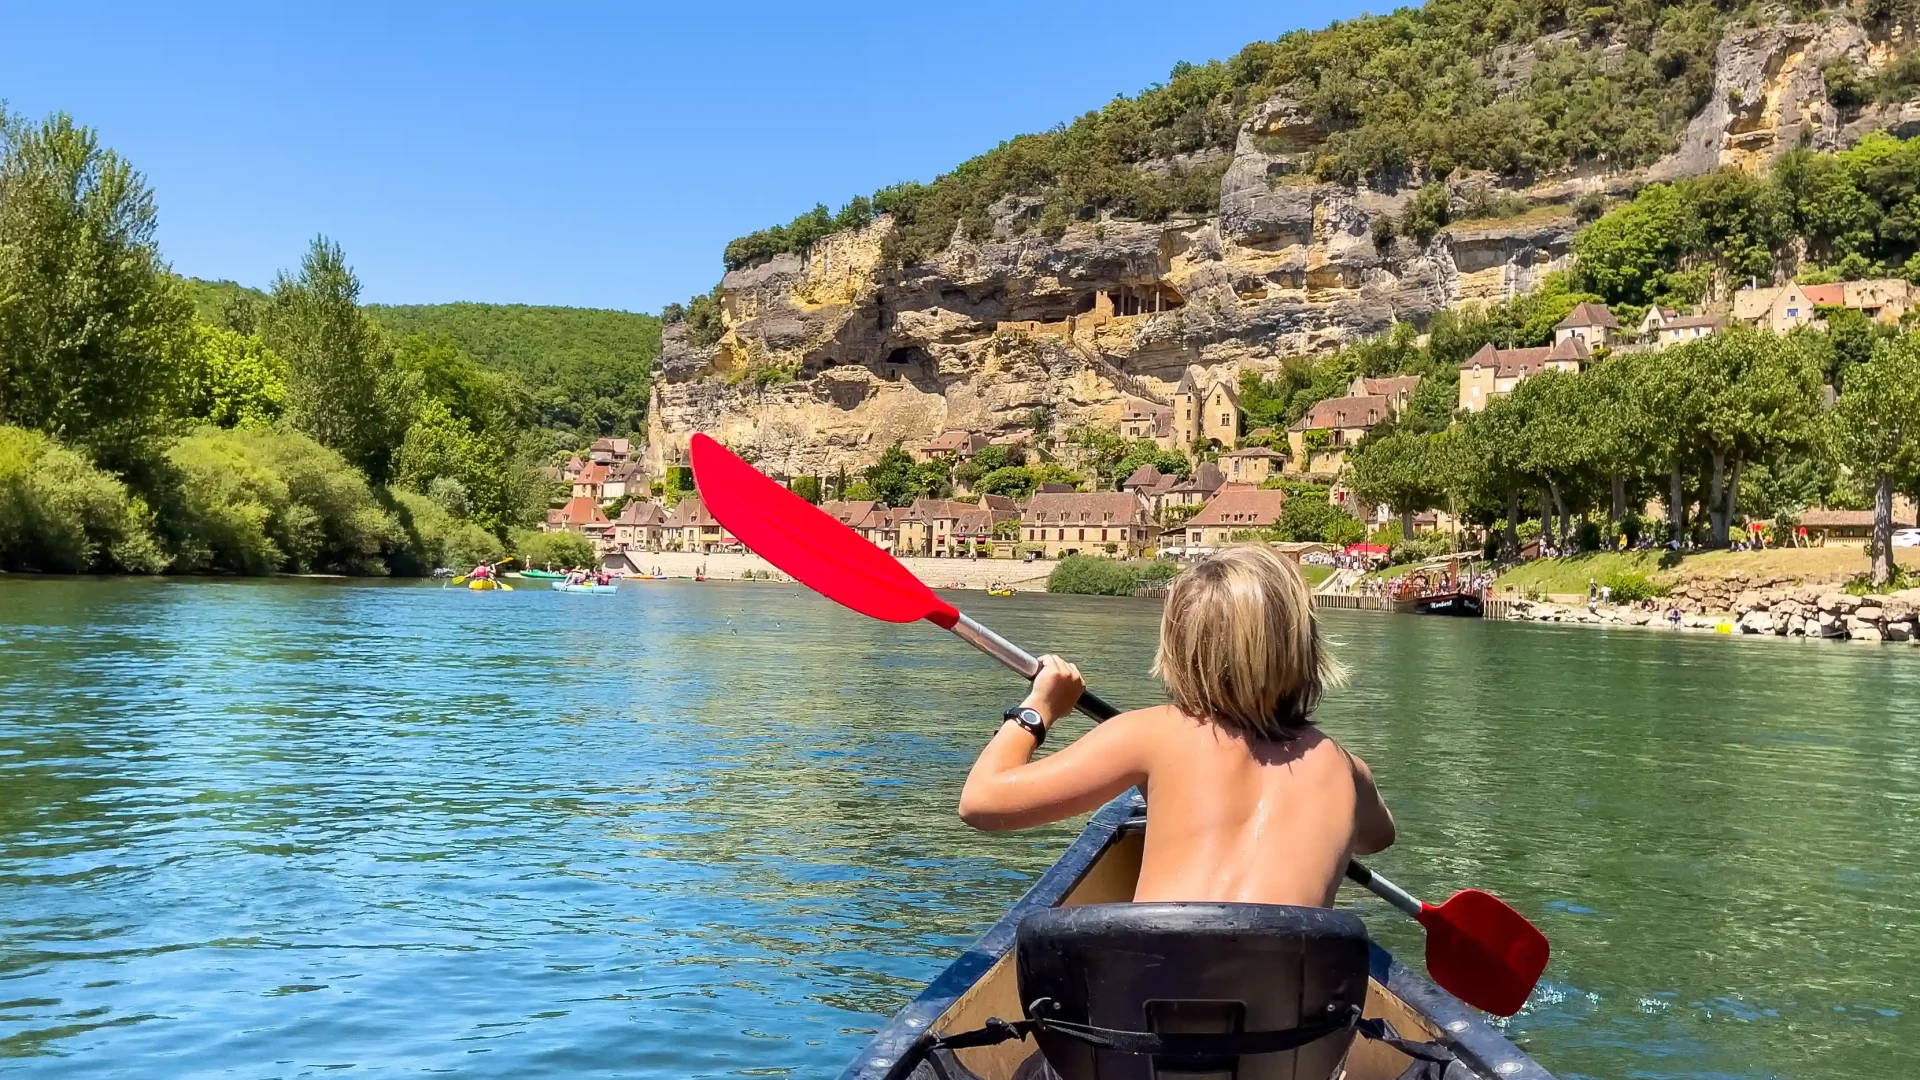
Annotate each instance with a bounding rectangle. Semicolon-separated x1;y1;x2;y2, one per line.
1112;282;1184;316
881;346;942;392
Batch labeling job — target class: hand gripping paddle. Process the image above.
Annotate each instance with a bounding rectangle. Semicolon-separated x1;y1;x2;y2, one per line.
689;433;1549;1016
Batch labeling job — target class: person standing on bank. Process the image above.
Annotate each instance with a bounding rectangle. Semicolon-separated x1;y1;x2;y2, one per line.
957;545;1394;907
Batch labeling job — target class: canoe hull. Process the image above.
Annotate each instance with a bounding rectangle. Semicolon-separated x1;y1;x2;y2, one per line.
466;579;510;591
838;794;1552;1080
550;582;618;594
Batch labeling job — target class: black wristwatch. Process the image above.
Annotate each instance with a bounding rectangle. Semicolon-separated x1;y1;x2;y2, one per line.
1004;705;1047;745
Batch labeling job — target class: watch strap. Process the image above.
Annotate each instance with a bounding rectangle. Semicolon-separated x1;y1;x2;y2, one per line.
1003;705;1046;745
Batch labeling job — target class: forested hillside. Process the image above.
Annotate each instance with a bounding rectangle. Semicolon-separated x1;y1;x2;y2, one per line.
365;303;659;438
183;281;660;440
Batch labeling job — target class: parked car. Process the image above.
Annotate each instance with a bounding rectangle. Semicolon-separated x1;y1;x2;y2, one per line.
1893;528;1920;548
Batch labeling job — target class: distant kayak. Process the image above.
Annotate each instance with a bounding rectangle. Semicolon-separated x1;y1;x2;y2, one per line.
518;569;566;580
551;582;618;594
467;579;512;591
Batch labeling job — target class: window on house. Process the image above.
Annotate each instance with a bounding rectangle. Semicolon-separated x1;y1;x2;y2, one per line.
1057;529;1065;540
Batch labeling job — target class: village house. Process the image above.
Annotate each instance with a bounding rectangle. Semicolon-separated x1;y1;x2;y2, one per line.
561;455;586;483
1219;446;1286;485
1287;395;1393;475
601;460;646;502
664;495;729;553
818;500;898;553
547;495;609;535
1159;461;1226;516
1120;464;1183;518
1348;375;1423;412
572;462;610;501
588;437;633;466
610;501;668;551
913;431;985;463
1554;302;1618;350
1118;399;1175;448
1734;278;1912;333
897;498;966;557
1021;491;1159;559
1638;306;1725;350
1457;337;1587;413
1172;368;1241;451
1175;488;1288;550
546;496;613;552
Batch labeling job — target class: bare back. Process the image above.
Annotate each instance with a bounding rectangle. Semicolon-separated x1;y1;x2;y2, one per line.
1131;706;1360;906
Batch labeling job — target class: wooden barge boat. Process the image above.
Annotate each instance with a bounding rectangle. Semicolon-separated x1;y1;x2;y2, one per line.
840;794;1552;1080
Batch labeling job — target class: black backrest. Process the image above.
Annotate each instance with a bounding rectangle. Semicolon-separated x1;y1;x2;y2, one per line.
1015;903;1370;1080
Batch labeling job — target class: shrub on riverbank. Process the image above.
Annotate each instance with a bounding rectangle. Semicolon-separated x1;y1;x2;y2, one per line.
1602;570;1669;603
0;426;169;573
511;528;596;570
162;426;398;575
1047;555;1177;596
388;490;504;573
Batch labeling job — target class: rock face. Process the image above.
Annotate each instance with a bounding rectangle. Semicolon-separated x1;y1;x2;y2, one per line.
649;13;1917;477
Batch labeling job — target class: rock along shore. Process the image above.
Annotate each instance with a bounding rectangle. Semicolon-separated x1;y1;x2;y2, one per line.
1504;584;1920;644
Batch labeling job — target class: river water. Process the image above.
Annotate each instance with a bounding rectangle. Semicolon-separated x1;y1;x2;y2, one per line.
1;578;1915;1079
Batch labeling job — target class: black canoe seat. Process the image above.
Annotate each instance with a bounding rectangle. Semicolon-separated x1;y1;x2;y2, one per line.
1014;903;1371;1080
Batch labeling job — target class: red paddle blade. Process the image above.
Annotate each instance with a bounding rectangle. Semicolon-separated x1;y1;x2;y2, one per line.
689;434;958;626
1416;889;1550;1017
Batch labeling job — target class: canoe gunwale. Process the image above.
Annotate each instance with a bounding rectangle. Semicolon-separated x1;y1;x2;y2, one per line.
836;790;1553;1080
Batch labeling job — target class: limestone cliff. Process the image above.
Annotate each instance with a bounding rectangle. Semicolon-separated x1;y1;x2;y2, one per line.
648;13;1920;479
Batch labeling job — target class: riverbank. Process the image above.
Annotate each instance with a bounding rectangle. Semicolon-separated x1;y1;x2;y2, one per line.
1493;547;1918;604
1503;586;1920;643
575;550;1061;592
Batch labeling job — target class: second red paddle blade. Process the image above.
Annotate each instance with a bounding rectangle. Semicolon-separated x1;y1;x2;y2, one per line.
1417;889;1550;1017
688;434;956;625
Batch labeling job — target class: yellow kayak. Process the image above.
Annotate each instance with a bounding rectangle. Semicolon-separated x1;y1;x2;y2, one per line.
987;588;1013;597
467;579;513;591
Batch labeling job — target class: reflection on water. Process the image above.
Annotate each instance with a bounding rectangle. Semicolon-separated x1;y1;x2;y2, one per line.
1;578;1917;1078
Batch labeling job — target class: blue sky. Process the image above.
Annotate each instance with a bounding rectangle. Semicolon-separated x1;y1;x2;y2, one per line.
0;2;1363;313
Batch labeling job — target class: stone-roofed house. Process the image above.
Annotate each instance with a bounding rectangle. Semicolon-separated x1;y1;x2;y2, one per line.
572;462;610;501
1287;394;1394;475
588;437;632;465
603;459;647;502
1020;491;1159;559
1161;460;1226;514
1555;302;1618;350
1650;312;1725;350
897;497;979;557
1347;375;1423;413
664;494;728;553
1118;399;1175;448
914;431;984;462
1219;445;1287;485
611;500;668;551
1456;336;1588;413
1171;367;1241;451
819;499;898;553
1734;278;1912;335
1176;488;1288;550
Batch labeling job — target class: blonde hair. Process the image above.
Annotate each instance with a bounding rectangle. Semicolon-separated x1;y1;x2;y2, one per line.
1151;544;1344;739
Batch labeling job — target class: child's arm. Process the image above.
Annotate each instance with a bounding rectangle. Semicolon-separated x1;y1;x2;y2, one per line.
1349;751;1396;855
958;655;1149;831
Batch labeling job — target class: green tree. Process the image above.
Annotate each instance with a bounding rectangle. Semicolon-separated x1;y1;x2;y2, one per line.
1827;334;1920;585
177;325;288;428
1691;329;1824;546
862;442;920;507
1110;439;1191;487
0;110;193;469
789;475;822;503
1345;430;1448;539
260;238;410;483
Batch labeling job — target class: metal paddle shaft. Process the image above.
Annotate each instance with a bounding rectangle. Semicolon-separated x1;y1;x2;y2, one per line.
687;433;1549;1017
